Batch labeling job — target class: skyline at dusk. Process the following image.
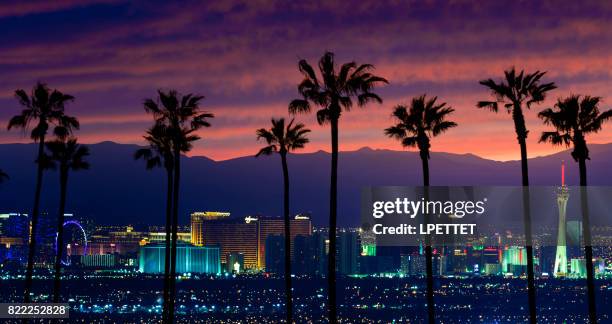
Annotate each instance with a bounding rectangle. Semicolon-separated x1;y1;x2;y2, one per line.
1;0;611;161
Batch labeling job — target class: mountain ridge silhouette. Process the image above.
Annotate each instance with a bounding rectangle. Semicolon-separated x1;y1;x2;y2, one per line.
1;141;611;226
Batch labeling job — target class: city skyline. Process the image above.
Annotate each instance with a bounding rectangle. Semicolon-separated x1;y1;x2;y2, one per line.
0;1;610;322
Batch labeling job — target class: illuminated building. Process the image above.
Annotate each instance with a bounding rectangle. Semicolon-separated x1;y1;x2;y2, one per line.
482;247;500;275
191;211;230;246
502;246;539;275
360;228;376;256
451;249;468;274
88;226;144;256
502;246;526;273
191;214;258;269
139;244;220;274
147;232;191;244
226;252;245;273
0;213;28;263
190;213;312;270
484;263;501;275
257;216;312;269
80;254;117;268
554;162;569;278
570;258;586;278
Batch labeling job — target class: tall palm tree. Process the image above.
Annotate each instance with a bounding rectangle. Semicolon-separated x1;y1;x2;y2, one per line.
539;95;612;323
0;169;8;183
134;123;174;322
289;51;387;323
477;68;555;323
385;95;457;324
143;90;213;321
44;138;89;303
7;82;78;303
256;118;310;324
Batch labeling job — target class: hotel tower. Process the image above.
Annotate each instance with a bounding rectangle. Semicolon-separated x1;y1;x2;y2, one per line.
553;162;569;277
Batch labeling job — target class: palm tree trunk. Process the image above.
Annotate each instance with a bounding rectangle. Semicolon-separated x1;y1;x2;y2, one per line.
281;152;293;324
24;135;46;303
162;166;174;323
420;152;430;187
328;117;338;324
52;169;68;303
579;157;597;323
518;136;537;324
420;153;435;324
168;148;181;322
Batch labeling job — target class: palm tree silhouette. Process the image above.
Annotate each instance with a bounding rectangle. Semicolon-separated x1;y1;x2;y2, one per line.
385;95;457;324
43;138;90;303
539;95;612;323
134;123;174;322
289;51;387;323
256;118;310;324
0;169;8;183
143;90;213;321
7;82;78;303
477;68;555;323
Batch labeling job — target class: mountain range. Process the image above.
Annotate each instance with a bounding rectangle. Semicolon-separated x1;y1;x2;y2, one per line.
1;141;611;227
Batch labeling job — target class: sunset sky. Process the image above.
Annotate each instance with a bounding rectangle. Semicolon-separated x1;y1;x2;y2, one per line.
0;0;610;161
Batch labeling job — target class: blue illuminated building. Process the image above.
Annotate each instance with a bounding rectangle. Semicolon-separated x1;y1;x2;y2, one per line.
139;244;220;274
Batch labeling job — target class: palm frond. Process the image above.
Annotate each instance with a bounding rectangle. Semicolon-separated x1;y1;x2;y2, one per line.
289;51;386;123
256;117;310;157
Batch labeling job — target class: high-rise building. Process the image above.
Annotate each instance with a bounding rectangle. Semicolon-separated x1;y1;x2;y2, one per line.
293;232;326;276
191;213;258;269
400;254;426;276
0;213;28;263
570;258;586;278
567;220;582;246
190;213;312;271
501;246;539;275
502;246;527;273
257;216;312;269
360;228;376;256
481;247;500;275
265;234;285;274
191;212;230;246
139;244;220;274
554;162;569;278
337;231;359;275
0;213;28;239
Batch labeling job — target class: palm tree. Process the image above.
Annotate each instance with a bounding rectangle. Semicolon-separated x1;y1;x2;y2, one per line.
0;169;8;183
539;95;612;323
477;68;555;323
256;118;310;324
289;51;387;323
7;82;78;303
385;95;457;324
44;138;89;303
134;123;174;323
143;90;213;321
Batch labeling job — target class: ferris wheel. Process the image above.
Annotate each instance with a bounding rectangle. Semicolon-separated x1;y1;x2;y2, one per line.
54;220;88;266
